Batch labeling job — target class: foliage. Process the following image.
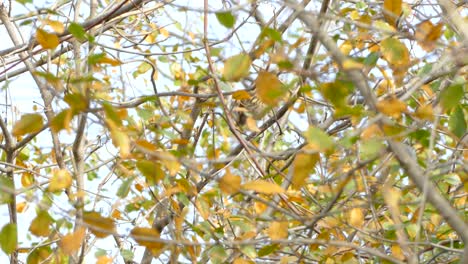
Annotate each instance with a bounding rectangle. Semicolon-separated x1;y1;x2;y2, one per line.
0;0;467;263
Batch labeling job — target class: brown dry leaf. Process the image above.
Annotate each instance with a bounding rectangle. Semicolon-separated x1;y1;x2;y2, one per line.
267;221;288;240
291;153;319;189
383;0;402;26
83;211;115;238
60;227;86;255
349;208;364;227
48;169;72;192
415;21;444;51
376;97;407;118
219;172;241;194
242;180;285;194
255;71;286;106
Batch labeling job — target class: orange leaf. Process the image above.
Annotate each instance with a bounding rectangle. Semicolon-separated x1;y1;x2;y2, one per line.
96;256;113;264
36;28;60;50
376;97;407;118
255;71;287;106
60;227;86;255
242;180;285;194
415;21;444;51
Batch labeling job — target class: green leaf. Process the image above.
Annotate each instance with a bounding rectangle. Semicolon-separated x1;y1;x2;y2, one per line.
0;176;14;204
448;106;466;138
94;248;107;257
15;0;33;4
440;83;464;111
240;244;257;259
222;53;251;82
364;52;379;67
12;113;43;136
136;160;163;185
215;12;236;28
87;53;106;65
305;126;335;151
380;37;410;68
209;245;228;264
0;223;17;254
258;243;280;257
117;178;133;198
68;22;87;41
360;138;385;159
261;27;283;42
121;249;134;261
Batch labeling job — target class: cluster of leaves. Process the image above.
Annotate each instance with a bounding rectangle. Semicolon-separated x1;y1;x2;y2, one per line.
0;0;466;263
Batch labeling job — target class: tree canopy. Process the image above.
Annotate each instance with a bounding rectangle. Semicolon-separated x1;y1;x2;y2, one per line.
0;0;467;263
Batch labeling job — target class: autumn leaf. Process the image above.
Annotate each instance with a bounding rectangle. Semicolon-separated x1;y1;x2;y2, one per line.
267;221;288;239
242;180;285;194
415;20;443;51
46;19;65;34
223;53;251;81
376;97;407;118
349;208;364;227
29;211;53;237
291;153;319;189
383;0;402;26
60;227;86;255
255;71;287;106
36;28;60;50
380;38;410;70
48;169;72;192
232;90;251;100
130;227;164;255
12;113;44;136
219;171;241;194
83;211;115;238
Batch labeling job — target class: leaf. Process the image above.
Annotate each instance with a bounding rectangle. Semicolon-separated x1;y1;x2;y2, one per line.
242;180;285;194
46;19;65;34
349;208;364;227
0;176;14;204
223;53;251;82
342;59;364;70
440;83;464;111
136;160;164;185
15;0;33;4
29;211;53;237
258;244;280;257
414;104;434;121
64;93;88;112
36;28;59;50
59;227;86;255
117;178;133;198
415;20;444;51
305;127;334;152
383;0;402;26
83;211;115;238
130;227;164;251
216;12;236;28
50;109;74;133
376;97;407;118
68;22;87;41
0;224;17;254
360;138;384;159
267;221;288;240
219;172;241;194
12;113;44;136
96;256;113;264
48;169;72;192
291;153;319;189
449;106;466;138
380;38;410;69
232;90;251;100
255;71;287;106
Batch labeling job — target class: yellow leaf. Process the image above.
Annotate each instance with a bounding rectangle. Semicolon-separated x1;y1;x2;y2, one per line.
339;41;353;55
349;208;364;227
383;188;400;209
391;245;405;260
242;180;285;194
110;129;130;158
97;56;122;66
12;113;44;136
255;71;287;106
383;0;402;26
361;124;383;140
36;28;60;50
96;256;113;264
380;38;410;70
376;97;407;118
159;28;170;38
291;153;319;189
21;172;35;187
219;172;241;194
414;104;434;120
267;221;288;239
60;227;86;255
130;227;164;250
234;258;254;264
16;202;27;213
223;53;251;81
342;59;364;70
83;211;115;238
48;169;72;192
245;117;260;132
254;201;267;214
46;20;65;34
29;211;53;237
415;21;444;51
232;90;252;100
